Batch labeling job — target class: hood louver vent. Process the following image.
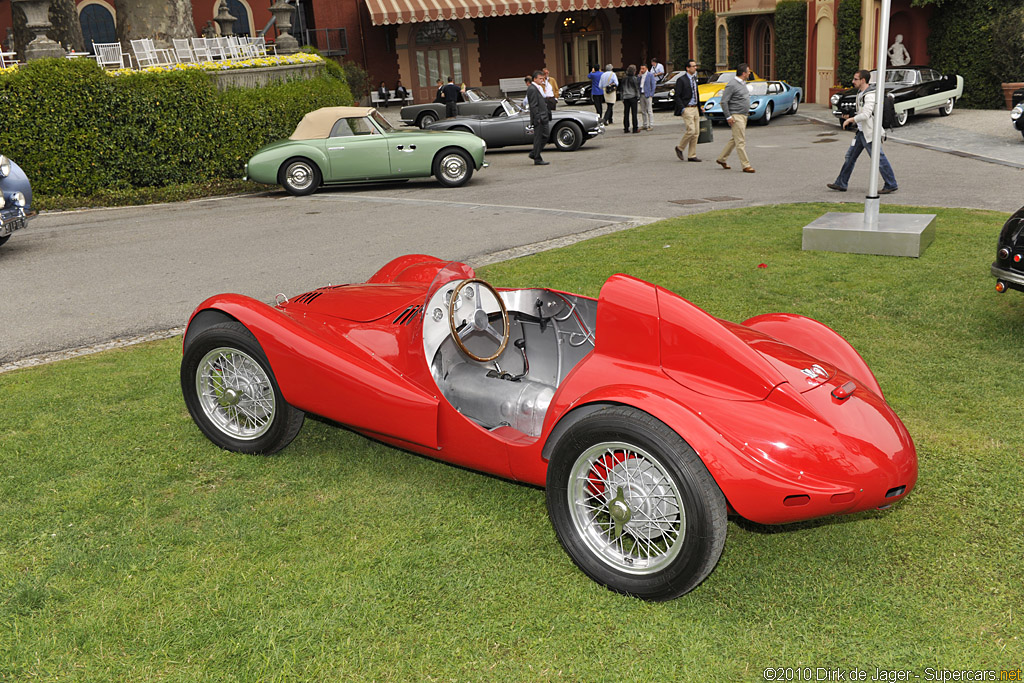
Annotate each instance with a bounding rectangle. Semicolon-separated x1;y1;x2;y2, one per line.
393;306;421;325
293;291;323;305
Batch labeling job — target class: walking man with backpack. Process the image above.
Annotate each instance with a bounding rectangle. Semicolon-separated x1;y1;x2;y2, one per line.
827;69;898;194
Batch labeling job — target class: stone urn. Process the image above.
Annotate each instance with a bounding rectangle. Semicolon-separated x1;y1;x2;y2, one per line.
268;0;299;55
12;0;65;60
214;0;238;37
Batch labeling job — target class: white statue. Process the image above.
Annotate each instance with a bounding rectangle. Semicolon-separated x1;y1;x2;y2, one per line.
888;34;911;67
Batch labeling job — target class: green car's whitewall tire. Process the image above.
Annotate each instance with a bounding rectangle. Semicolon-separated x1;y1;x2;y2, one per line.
279;158;321;197
433;149;474;188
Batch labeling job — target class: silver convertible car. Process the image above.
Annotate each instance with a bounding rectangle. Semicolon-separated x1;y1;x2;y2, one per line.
425;99;603;152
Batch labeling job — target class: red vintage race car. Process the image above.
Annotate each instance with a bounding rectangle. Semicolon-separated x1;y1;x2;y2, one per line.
181;255;917;600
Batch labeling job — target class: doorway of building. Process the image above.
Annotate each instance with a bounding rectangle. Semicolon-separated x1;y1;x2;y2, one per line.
751;17;774;79
412;21;465;104
560;12;604;85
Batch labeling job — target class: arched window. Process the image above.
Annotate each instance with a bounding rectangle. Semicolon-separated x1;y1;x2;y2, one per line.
717;24;727;66
79;2;116;51
225;0;252;37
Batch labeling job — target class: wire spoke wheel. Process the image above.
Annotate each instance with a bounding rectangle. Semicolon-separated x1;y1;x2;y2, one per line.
196;347;276;440
569;441;684;574
545;406;727;600
181;320;305;455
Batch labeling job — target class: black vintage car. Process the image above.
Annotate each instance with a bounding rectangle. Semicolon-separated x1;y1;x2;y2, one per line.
559;69;626;105
993;206;1024;294
0;154;33;249
651;68;714;110
427;99;603;152
1011;87;1023;140
400;88;505;129
831;66;964;127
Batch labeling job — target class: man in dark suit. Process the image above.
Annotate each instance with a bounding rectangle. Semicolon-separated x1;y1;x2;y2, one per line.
673;59;704;162
441;77;462;118
526;70;551;166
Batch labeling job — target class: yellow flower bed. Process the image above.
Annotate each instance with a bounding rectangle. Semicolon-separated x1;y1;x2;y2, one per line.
108;52;323;76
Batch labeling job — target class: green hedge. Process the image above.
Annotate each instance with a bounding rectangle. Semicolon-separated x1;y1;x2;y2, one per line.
0;58;352;198
668;12;690;69
727;16;745;69
927;0;1020;108
696;10;717;73
775;0;807;88
835;0;860;87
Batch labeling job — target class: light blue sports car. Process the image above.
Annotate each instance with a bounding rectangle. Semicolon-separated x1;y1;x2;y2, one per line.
703;80;803;125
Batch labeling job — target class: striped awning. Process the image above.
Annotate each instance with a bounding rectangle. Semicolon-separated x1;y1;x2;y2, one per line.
716;0;777;16
366;0;674;26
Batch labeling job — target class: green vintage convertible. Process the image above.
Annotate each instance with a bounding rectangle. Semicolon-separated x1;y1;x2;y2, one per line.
245;106;488;196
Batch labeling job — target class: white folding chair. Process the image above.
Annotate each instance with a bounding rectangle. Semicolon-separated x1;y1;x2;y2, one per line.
251;36;277;57
172;38;195;63
92;41;130;69
191;37;213;61
143;38;176;65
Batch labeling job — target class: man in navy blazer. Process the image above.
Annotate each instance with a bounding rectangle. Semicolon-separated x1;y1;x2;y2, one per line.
674;59;704;162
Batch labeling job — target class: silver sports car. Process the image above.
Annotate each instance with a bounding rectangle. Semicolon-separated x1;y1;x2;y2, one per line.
425;99;603;152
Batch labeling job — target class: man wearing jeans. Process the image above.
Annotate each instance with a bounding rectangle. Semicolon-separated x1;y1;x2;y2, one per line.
716;64;755;173
827;69;898;194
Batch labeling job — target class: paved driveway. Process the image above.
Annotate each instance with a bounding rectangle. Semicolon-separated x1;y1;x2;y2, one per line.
1;105;1021;367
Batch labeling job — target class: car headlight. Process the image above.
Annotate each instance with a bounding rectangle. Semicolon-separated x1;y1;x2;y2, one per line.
830;94;841;106
0;193;5;209
704;102;713;110
1012;105;1023;120
11;191;25;208
0;155;10;178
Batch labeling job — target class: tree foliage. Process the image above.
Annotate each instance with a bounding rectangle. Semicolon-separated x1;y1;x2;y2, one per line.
696;10;716;72
668;12;690;69
835;0;861;87
775;0;807;88
727;16;745;69
990;5;1024;82
927;0;1020;108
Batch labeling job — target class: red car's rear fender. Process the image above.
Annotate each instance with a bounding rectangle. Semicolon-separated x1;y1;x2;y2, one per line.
741;313;883;397
184;294;440;449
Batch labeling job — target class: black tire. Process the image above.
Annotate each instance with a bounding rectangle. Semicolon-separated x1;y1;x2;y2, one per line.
552;121;583;151
938;98;954;116
181;321;305;455
278;158;321;197
545;405;727;601
759;102;773;125
1020;128;1024;141
790;95;800;114
895;109;909;127
0;234;10;247
418;112;438;128
432;148;474;187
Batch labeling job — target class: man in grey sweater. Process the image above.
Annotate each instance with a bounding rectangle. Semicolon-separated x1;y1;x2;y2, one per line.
716;64;755;173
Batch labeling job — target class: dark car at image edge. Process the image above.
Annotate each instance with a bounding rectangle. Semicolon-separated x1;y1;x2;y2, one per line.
0;154;33;249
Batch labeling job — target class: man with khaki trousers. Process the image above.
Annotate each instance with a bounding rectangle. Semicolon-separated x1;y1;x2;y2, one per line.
673;59;703;162
716;63;755;173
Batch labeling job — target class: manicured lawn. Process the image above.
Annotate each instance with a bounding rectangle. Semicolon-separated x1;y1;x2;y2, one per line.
1;204;1021;681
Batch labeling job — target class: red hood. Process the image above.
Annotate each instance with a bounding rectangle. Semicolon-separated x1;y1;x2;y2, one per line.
279;283;427;323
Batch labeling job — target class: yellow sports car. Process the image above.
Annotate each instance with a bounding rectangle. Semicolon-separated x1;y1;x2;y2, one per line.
698;70;764;101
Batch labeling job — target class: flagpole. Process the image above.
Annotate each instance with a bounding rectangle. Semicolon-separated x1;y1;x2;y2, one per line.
864;0;891;231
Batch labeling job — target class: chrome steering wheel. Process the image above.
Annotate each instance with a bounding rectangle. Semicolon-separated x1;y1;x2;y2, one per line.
447;279;510;363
